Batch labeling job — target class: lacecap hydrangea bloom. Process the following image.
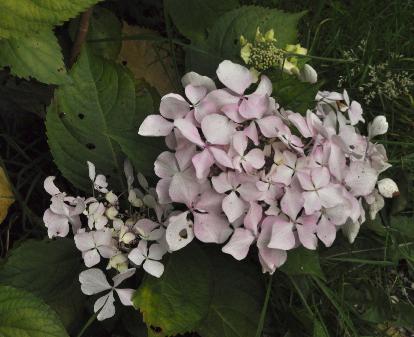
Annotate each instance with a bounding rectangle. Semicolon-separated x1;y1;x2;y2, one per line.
139;60;398;274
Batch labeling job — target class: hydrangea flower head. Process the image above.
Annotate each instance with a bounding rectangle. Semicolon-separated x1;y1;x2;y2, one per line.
139;59;398;274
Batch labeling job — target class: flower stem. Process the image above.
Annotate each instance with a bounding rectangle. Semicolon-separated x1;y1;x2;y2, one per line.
76;312;98;337
255;273;273;337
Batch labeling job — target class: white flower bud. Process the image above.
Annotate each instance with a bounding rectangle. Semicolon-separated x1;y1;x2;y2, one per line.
107;253;128;272
299;64;318;84
368;116;388;138
128;190;143;208
377;178;399;198
105;206;118;220
105;191;118;204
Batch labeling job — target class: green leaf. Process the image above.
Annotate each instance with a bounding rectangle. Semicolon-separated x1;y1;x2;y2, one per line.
133;244;264;337
0;239;84;331
280;247;324;279
196;247;264;337
46;48;163;191
0;285;69;337
70;7;122;60
313;319;329;337
187;6;305;75
269;72;319;114
133;244;212;336
391;216;414;239
0;0;103;39
166;0;239;44
0;30;69;85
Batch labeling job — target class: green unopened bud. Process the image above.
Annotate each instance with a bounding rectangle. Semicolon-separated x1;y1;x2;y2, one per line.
240;43;252;64
285;43;307;55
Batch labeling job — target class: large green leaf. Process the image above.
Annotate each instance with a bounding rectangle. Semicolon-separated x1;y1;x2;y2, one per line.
0;285;69;337
133;244;264;337
0;0;103;39
46;48;163;191
0;29;69;85
0;239;84;331
133;244;212;336
280;247;324;279
269;72;319;114
196;248;264;337
187;6;305;75
165;0;239;44
69;7;122;60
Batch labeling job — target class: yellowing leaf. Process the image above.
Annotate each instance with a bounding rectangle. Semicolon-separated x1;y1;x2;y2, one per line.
118;25;175;96
0;167;14;224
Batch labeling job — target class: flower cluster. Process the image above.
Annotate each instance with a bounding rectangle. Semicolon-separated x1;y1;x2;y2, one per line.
240;28;317;84
43;161;173;320
139;60;398;274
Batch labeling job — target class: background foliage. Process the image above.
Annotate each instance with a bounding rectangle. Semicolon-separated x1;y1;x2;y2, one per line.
0;0;413;336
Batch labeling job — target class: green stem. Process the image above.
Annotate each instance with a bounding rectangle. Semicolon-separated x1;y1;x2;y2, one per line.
255;274;273;337
76;312;98;337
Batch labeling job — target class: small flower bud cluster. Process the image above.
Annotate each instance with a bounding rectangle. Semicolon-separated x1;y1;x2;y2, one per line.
43;161;173;320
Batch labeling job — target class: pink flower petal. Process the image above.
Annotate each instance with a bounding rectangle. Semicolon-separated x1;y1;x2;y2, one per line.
201;114;235;145
185;85;207;105
244;202;262;235
193;213;232;244
222;228;255;260
239;94;269;120
138;115;173;136
222;191;246;223
280;185;304;220
257;116;283;138
243;121;259;145
209;147;234;168
192;149;215;180
160;95;190;119
211;172;232;193
169;169;199;207
154;151;178;178
268;216;296;250
174;118;204;147
245;149;265;169
317;216;337;247
216;60;252;95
